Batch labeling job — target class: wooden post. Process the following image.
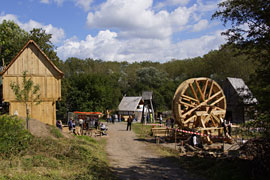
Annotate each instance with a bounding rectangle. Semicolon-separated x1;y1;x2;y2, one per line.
26;104;29;130
175;129;177;150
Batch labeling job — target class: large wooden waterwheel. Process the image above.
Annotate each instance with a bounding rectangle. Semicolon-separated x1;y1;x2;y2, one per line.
173;77;226;142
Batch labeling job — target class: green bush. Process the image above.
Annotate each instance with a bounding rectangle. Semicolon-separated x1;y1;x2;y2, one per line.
0;115;32;158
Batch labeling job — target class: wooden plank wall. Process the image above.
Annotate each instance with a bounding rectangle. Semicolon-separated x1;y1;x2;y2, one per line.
2;43;61;125
2;44;61;102
9;101;56;125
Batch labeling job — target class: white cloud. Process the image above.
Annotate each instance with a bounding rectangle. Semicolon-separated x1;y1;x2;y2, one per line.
74;0;93;11
53;0;64;6
56;29;226;62
0;13;18;22
155;0;190;9
86;0;195;40
0;13;65;44
39;0;92;10
192;19;208;32
57;30;122;61
172;30;225;59
196;0;218;12
40;0;50;4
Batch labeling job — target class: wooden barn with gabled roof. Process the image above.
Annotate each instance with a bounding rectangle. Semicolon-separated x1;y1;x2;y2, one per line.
0;40;64;125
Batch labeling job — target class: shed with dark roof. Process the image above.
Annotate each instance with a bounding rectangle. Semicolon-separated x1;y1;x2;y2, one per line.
222;77;257;123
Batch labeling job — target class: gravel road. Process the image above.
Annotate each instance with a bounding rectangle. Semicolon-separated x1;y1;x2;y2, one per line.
106;122;204;180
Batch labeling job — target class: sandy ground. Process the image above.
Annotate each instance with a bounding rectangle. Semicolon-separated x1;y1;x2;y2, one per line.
106;122;204;180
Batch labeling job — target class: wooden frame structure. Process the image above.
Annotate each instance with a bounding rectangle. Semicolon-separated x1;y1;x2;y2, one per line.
172;77;226;142
0;40;64;125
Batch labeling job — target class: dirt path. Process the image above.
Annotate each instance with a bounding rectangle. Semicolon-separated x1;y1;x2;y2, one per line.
106;122;203;180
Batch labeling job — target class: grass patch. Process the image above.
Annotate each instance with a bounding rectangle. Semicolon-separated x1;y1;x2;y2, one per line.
0;134;116;180
49;126;64;138
132;123;153;138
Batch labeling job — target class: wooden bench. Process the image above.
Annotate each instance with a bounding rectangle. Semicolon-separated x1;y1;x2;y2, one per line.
152;127;174;144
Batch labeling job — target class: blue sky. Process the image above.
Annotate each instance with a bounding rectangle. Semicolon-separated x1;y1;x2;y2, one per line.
0;0;227;62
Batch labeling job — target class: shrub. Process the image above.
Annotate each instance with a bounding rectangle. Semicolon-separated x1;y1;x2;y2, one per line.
0;115;32;158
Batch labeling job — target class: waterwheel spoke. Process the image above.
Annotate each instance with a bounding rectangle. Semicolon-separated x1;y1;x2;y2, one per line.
181;94;199;103
183;115;196;124
189;83;199;101
208;81;214;99
195;80;205;101
210;96;225;106
179;100;196;108
207;90;222;103
202;79;208;97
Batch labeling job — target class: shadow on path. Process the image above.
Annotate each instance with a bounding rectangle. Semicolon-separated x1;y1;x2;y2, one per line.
111;156;203;180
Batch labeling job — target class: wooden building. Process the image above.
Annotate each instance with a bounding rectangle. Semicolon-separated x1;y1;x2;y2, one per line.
118;96;144;121
0;40;64;125
222;77;258;123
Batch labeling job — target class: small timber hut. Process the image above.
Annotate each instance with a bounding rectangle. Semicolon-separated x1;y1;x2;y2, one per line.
0;40;64;125
118;96;144;121
222;77;258;123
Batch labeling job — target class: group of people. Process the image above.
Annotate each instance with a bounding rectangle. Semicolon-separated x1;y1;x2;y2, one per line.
106;113;122;123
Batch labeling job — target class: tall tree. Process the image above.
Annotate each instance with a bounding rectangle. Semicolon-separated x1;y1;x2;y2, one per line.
0;20;29;66
212;0;270;112
0;20;61;68
29;28;60;65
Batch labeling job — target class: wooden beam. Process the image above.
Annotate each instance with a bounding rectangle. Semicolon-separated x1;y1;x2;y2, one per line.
4;74;55;77
179;100;196;108
195;80;205;101
181;94;199;103
182;104;201;117
211;114;222;124
183;115;196;124
198;127;223;131
200;118;211;142
189;83;199;101
207;91;222;102
203;79;209;97
210;96;225;106
208;81;214;99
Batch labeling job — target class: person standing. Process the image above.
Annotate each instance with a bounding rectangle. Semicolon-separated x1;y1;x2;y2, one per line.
106;113;110;123
159;114;163;124
166;118;170;127
226;117;232;137
115;114;118;122
170;117;175;128
68;118;73;132
119;114;122;122
126;115;133;131
112;114;115;124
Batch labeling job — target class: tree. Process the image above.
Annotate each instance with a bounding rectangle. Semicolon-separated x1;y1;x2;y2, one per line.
29;28;60;65
212;0;270;50
212;0;270;113
0;20;62;69
0;20;29;66
10;71;41;129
